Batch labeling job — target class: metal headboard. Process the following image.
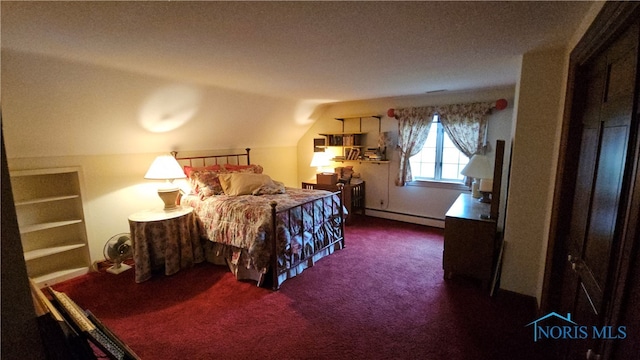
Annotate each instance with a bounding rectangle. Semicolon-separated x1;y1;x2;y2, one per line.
172;148;251;167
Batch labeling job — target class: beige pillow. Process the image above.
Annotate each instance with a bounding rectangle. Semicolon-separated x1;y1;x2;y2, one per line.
219;173;274;196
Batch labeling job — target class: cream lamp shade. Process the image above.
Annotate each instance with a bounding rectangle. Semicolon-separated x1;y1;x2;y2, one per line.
144;155;187;209
310;152;331;172
460;154;493;199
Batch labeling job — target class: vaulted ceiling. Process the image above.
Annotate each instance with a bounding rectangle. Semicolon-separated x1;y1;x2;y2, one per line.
1;1;596;157
2;1;594;102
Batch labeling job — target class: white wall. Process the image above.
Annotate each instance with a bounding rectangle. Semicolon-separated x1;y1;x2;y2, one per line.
500;1;605;303
1;49;317;158
6;147;297;264
501;48;567;299
297;86;515;228
2;49;303;265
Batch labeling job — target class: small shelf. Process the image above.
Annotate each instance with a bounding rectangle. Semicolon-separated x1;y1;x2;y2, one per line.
332;159;390;164
15;194;80;206
31;267;90;288
24;243;87;261
319;133;364;147
20;219;83;234
317;115;387;161
334;115;382;121
318;132;365;136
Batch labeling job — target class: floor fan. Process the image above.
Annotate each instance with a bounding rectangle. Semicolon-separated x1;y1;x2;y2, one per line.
103;233;133;274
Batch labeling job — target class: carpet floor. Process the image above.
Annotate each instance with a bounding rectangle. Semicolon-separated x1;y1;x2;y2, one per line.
53;215;553;359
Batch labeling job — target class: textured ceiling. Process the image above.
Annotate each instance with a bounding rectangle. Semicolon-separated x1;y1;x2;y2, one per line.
2;1;595;103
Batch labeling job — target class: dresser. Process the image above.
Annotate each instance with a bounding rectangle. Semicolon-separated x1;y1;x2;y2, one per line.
443;193;499;291
301;180;365;224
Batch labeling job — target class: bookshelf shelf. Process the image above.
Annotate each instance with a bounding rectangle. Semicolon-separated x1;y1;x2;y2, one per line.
10;167;91;287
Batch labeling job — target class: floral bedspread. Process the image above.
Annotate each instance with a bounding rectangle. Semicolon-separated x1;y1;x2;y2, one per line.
181;188;345;272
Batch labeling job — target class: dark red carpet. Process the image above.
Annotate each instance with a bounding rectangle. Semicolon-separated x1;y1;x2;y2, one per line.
54;215;551;359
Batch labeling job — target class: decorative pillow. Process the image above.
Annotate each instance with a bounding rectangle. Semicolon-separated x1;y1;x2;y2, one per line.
219;173;275;196
252;180;286;195
183;164;223;178
189;170;226;197
222;164;263;174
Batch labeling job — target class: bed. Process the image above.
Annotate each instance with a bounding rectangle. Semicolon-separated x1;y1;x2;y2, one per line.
174;149;346;290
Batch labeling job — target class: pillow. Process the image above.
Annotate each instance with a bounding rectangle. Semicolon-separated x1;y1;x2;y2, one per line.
183;164;223;178
189;170;226;197
222;164;264;174
252;180;286;195
219;173;275;196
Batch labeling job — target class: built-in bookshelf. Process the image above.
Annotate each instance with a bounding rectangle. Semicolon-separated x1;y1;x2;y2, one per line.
318;115;389;164
10;167;91;287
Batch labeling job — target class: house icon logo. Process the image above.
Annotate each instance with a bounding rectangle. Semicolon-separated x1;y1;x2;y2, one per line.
526;312;577;342
526;312;627;342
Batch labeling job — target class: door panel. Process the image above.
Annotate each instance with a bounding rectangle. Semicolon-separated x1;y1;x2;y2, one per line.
560;21;638;360
569;127;599;256
583;126;628;290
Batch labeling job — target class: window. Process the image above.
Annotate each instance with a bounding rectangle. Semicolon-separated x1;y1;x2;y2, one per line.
409;115;469;182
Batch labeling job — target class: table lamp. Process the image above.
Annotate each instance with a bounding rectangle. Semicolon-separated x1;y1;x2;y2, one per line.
310;152;331;173
144;154;187;209
478;178;494;203
460;154;493;199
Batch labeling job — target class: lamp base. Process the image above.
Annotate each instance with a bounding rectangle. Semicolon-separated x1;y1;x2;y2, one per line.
471;180;481;198
157;187;180;210
479;191;492;203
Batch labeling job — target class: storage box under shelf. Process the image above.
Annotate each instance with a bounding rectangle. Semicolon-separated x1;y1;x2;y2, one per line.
316;173;338;185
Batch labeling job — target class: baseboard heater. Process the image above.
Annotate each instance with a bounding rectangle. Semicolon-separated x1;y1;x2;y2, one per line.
364;208;445;227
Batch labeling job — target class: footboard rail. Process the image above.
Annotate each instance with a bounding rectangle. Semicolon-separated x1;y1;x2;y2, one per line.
268;185;345;290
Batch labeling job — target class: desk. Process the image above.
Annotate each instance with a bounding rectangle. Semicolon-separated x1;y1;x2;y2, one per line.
128;206;203;283
443;193;498;290
301;180;365;224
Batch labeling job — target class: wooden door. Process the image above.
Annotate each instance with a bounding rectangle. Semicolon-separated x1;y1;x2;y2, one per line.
560;23;638;360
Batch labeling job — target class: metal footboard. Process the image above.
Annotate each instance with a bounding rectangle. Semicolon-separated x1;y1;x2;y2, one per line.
268;185;345;290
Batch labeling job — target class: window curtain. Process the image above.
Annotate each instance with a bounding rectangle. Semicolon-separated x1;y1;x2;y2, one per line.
393;101;494;187
437;101;494;157
395;106;436;186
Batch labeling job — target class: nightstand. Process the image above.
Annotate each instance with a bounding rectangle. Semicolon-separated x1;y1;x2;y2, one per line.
128;206;203;283
301;180;365;224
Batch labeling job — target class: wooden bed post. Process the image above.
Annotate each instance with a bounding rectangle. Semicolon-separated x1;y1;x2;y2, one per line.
246;148;251;165
269;201;279;290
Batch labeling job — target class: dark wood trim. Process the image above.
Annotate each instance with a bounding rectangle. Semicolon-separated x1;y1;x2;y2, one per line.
604;24;640;356
571;2;640;65
489;140;505;220
542;1;640;314
543;6;640;356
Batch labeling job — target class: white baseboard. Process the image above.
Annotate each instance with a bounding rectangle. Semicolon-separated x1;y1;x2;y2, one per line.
364;208;445;228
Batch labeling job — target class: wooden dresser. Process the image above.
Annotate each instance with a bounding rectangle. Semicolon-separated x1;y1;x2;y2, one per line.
443;193;499;291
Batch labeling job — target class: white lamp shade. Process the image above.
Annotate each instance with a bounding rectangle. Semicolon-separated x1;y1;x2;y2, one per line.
460;154;493;179
310;152;331;167
144;155;187;180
